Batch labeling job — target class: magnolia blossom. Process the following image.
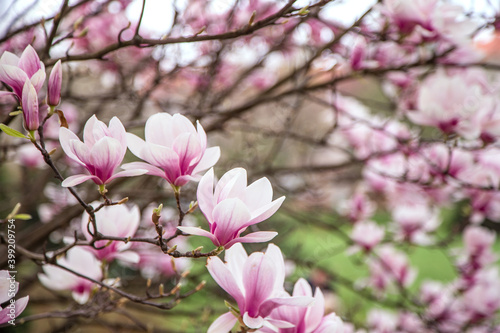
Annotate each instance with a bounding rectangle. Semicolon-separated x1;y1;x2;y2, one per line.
0;270;29;324
123;113;220;187
350;221;385;252
178;168;284;248
59;115;146;187
0;44;45;98
367;245;416;293
81;202;141;264
39;247;103;304
406;69;495;139
206;243;313;332
257;278;344;333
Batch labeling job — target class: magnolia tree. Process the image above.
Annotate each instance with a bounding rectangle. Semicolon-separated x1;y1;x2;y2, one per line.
1;0;500;332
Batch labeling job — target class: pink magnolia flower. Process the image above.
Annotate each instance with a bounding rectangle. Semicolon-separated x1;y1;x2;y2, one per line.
59;115;146;187
123;113;220;187
367;245;416;293
0;270;29;324
0;44;45;98
258;278;344;333
39;247;103;304
81;202;141;264
178;168;284;248
206;243;313;332
350;221;385;253
47;60;62;107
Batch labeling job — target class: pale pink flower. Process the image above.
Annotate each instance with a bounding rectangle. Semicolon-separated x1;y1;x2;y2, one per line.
0;270;29;324
81;202;141;264
367;309;398;333
123;113;220;187
47;60;62;107
39;247;102;304
337;191;376;222
0;44;45;98
258;278;344;333
392;204;439;245
206;243;313;332
59;115;146;187
350;221;385;252
407;69;495;139
367;245;416;292
178;168;284;248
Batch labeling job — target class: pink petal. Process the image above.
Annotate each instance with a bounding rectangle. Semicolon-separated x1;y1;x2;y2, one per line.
59;127;84;165
214;168;247;202
14;295;29;318
0;51;19;66
48;60;62;106
177;226;217;244
61;174;98;187
196;120;207;151
207;312;238;333
113;251;140;264
83;115;99;146
145;113;175;146
172;113;197;137
265;244;286;291
224;231;278;249
21;79;39;131
243;251;275;316
305;287;326;331
0;91;14;98
108;117;127;150
243;312;265;329
126;133;148;160
266;318;296;329
172;132;202;172
206;256;245;309
90;137;124;181
121;162;166;179
259;296;314;318
0;64;28;96
224;243;248;292
173;174;196;187
197;168;215;223
192;146;221;176
108;169;148;182
248;196;285;225
212;199;252;245
18;45;41;77
30;69;46;92
292;278;313;297
244;177;273;211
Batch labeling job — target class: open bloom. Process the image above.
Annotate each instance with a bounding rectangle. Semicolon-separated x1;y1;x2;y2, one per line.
206;243;313;332
39;247;102;304
81;202;141;264
122;113;220;187
178;168;284;248
258;278;344;333
0;270;29;324
59;115;146;187
0;44;45;98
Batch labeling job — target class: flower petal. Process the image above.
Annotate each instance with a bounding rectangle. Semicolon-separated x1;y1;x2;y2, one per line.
61;174;98;187
206;256;245;309
197;168;215;223
121;162;166;179
224;231;278;249
212;198;252;246
207;312;238;333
